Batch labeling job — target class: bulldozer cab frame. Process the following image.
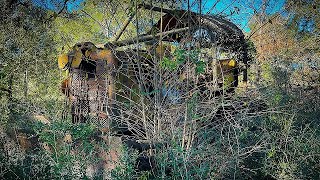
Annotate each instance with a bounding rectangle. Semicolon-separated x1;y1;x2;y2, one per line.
105;3;248;85
58;3;250;127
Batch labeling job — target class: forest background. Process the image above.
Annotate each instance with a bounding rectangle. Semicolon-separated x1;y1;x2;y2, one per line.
0;0;319;179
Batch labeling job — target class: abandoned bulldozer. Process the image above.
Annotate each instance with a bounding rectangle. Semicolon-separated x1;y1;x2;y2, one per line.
58;4;249;139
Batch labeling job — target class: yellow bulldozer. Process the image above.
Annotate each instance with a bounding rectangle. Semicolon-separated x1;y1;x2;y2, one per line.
57;4;249;136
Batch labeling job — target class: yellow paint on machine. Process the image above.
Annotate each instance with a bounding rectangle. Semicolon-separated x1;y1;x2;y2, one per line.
58;54;69;69
220;59;236;67
228;59;236;67
71;49;83;68
90;49;112;60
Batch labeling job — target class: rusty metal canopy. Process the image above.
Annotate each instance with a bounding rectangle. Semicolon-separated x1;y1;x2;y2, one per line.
105;4;249;81
107;4;245;48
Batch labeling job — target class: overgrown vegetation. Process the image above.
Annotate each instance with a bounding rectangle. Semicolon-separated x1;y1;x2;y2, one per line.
0;0;319;179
